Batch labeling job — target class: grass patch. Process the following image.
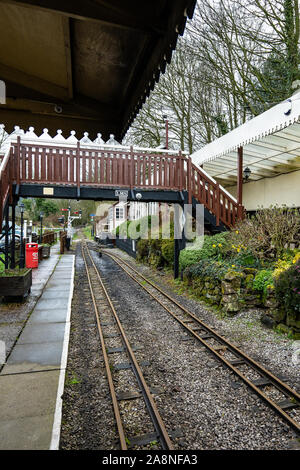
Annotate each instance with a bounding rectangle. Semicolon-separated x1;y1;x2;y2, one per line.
82;226;93;240
65;372;81;386
0;266;30;277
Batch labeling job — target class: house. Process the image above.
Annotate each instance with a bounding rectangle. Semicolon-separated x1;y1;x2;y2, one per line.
95;200;160;238
191;89;300;212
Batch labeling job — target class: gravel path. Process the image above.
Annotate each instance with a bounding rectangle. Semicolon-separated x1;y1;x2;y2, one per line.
60;242;300;450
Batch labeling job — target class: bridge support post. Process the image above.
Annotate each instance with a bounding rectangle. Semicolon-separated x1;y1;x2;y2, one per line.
237;146;243;207
4;205;10;269
10;201;16;269
173;203;186;279
174;236;186;279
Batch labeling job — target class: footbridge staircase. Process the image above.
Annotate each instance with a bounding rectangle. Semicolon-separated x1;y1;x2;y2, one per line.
0;127;244;234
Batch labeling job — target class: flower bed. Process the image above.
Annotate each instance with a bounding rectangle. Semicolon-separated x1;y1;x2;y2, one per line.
179;207;300;339
119;208;300;339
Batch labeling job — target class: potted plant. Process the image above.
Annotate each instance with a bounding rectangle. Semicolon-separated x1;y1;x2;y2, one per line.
42;243;51;259
0;265;32;301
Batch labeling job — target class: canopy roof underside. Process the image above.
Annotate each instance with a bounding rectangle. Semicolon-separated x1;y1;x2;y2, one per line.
0;0;196;141
191;91;300;187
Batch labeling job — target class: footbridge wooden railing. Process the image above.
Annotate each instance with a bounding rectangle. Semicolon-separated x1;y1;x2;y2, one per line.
0;148;13;227
0;132;243;228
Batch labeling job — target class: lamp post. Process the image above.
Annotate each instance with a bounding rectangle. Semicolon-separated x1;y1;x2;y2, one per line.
39;212;44;244
19;202;25;269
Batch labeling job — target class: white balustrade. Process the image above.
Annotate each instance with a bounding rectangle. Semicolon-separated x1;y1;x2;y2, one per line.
0;124;187;156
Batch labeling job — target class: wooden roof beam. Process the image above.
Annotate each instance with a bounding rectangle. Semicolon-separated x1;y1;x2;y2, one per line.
0;62;70;101
0;107;118;138
3;97;117;121
61;17;73;100
0;0;165;34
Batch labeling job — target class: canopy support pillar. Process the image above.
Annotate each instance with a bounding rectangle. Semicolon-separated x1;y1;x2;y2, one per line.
237;146;243;206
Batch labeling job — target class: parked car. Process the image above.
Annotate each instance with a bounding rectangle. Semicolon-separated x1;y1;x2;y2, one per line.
0;231;20;250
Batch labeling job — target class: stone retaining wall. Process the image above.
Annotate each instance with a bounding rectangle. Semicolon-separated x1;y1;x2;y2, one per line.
185;268;300;339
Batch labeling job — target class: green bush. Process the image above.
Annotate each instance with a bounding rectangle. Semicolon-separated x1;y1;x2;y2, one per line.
136;238;166;268
115;216;154;239
136;239;149;262
128;215;153;239
253;270;274;295
148;238;162;253
231;248;261;268
274;260;300;314
179;232;231;270
161;239;174;267
115;220;131;237
185;259;228;283
132;215;176;269
180;249;203;271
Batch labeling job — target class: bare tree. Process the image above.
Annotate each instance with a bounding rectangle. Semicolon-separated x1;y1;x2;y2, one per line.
125;0;300;153
0;124;10;156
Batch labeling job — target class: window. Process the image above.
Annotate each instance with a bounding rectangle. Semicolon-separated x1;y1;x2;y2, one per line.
115;207;124;219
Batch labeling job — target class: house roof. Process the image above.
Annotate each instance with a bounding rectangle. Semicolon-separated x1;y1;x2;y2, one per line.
0;0;196;141
191;90;300;186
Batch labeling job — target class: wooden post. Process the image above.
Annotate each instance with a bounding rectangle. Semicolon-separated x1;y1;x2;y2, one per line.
238;203;244;221
173;204;180;279
8;149;13;204
216;182;220;226
237;146;243;206
130;145;134;189
165;118;169;150
76;141;80;189
60;231;66;254
16;136;21;186
178;151;183;191
187;156;192;204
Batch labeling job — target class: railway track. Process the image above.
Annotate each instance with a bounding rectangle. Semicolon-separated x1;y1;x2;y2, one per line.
101;248;300;436
80;241;174;450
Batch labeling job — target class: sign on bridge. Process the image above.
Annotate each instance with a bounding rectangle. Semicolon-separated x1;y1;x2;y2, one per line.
115;190;129;198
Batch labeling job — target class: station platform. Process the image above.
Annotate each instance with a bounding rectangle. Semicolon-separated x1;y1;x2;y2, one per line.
0;252;75;450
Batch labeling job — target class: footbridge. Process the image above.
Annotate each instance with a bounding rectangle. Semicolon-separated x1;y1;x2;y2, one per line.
0;128;244;230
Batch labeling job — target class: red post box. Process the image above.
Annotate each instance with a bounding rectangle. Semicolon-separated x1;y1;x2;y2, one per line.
26;243;39;268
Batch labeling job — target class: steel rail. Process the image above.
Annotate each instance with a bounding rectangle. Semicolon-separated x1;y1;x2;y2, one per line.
82;241;174;450
81;242;128;450
103;249;300;435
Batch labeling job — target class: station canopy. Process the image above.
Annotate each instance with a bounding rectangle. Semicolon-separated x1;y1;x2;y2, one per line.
191;90;300;188
0;0;196;141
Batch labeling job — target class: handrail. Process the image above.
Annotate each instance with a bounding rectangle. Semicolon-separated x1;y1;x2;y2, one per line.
1;139;243;229
196;164;238;204
190;161;242;226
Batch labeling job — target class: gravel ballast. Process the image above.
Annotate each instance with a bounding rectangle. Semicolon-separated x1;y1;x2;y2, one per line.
59;242;300;450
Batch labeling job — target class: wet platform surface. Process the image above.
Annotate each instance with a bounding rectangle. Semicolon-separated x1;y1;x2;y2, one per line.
0;253;75;450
